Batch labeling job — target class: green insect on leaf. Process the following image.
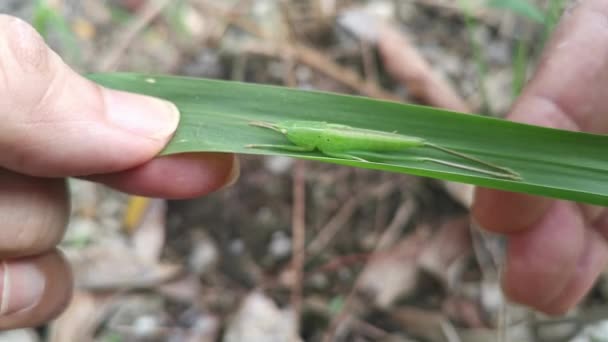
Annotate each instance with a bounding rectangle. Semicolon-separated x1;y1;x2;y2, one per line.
247;120;522;181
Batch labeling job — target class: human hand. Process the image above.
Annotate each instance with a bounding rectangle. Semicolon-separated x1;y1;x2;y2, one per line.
0;15;238;328
473;0;608;315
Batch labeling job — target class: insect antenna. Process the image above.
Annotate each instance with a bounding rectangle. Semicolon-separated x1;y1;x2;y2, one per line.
423;143;521;179
249;121;284;133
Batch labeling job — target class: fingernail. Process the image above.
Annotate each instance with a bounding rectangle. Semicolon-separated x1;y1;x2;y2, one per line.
104;89;180;140
222;155;240;189
0;261;45;316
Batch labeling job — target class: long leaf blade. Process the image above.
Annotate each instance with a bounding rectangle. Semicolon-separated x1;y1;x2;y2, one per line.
90;73;608;206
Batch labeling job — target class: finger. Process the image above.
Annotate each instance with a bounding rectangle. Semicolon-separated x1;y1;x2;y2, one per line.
472;189;551;234
512;0;608;134
502;201;585;312
87;153;239;199
0;15;179;177
543;228;608;315
0;250;72;329
473;0;608;232
0;169;67;258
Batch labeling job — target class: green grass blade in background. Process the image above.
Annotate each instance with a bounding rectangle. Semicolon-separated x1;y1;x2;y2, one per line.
89;73;608;206
487;0;546;24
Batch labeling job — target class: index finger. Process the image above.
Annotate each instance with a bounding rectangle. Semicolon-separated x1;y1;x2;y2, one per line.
473;0;608;232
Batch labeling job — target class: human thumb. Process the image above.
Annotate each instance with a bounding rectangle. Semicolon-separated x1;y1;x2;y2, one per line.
0;15;179;177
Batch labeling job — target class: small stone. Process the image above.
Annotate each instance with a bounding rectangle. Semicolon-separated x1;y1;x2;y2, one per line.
133;315;159;338
269;231;291;258
189;237;219;275
265;156;294;174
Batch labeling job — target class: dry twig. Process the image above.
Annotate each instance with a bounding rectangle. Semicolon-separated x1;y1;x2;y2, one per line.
290;161;306;341
307;179;396;257
306;196;359;256
97;0;172;71
193;1;400;101
412;0;501;26
245;42;401;101
322;200;417;342
377;25;471;112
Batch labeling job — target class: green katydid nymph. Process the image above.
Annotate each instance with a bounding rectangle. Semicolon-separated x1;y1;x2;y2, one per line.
246;120;521;180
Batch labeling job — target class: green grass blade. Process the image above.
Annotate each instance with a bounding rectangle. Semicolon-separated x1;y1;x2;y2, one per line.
89;73;608;206
32;0;80;64
512;38;529;97
487;0;546;24
543;0;566;45
460;0;491;114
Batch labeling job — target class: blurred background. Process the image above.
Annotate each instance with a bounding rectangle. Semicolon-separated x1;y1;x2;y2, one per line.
5;0;608;341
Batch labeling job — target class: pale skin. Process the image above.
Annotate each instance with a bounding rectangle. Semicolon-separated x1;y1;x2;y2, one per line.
0;15;237;329
1;0;607;328
473;0;608;315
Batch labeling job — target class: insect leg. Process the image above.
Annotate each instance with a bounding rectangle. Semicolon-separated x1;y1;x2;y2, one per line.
419;158;521;180
321;151;369;162
343;151;409;162
346;151;520;180
246;144;315;152
423;142;520;178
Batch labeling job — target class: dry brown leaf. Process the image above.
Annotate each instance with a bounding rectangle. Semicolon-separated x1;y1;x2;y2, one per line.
442;296;486;329
67;241;181;290
390;307;457;342
419;216;472;288
358;228;430;308
377;26;471;112
444;181;475;208
48;291;113;342
0;329;39;342
157;274;202;303
132;199;167;264
223;291;300;342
